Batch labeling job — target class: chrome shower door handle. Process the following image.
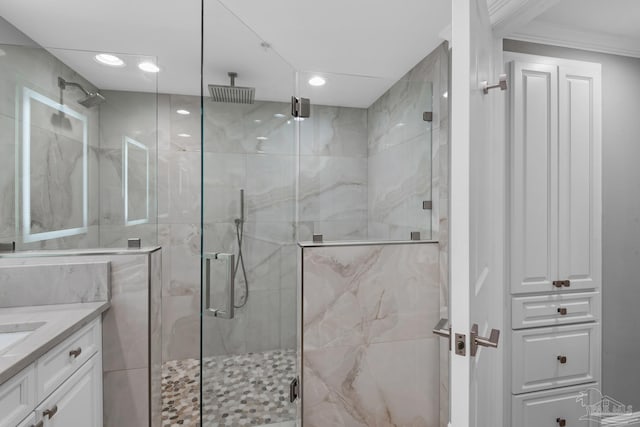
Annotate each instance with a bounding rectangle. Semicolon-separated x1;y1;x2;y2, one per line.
205;253;235;319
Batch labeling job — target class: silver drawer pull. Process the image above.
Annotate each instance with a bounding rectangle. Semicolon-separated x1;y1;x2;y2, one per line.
556;418;566;426
557;307;568;315
557;355;567;364
43;405;58;419
69;347;82;358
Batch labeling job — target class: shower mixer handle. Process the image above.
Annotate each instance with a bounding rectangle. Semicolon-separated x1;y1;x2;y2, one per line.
204;253;235;319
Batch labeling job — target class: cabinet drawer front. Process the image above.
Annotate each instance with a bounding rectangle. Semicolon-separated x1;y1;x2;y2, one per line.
513;383;598;427
36;354;101;427
36;318;101;402
0;364;36;427
16;412;36;427
512;292;599;329
513;323;600;394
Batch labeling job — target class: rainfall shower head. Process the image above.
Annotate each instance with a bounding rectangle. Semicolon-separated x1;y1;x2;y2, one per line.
58;77;106;108
208;72;255;104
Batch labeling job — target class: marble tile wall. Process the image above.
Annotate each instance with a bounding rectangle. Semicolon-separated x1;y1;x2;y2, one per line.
0;262;110;307
0;249;161;427
98;89;160;248
301;242;441;427
0;43;101;250
298;105;369;241
366;46;446;242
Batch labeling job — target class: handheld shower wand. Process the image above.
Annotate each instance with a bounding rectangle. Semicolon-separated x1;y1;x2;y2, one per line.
234;189;249;308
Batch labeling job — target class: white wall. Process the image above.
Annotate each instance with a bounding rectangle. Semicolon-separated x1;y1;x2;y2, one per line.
504;39;640;408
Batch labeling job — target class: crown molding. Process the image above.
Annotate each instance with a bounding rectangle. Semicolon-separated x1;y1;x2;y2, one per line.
509;20;640;59
488;0;562;37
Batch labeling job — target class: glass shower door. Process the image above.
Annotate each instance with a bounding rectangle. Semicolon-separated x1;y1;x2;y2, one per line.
200;1;299;426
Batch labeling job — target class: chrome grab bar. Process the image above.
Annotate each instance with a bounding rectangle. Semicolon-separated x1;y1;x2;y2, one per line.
204;253;235;319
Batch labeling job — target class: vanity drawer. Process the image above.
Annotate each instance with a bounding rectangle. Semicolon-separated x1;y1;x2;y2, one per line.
513;323;600;394
36;318;101;402
512;292;599;329
0;364;36;427
512;383;598;427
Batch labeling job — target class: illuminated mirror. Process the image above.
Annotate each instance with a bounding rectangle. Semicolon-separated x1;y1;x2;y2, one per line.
123;136;149;226
21;87;88;243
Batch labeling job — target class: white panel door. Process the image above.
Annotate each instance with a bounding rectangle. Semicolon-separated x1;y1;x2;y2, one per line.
558;64;602;291
510;62;559;294
450;0;505;426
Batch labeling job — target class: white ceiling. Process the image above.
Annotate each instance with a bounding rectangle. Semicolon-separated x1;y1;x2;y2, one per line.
509;0;640;58
0;0;450;107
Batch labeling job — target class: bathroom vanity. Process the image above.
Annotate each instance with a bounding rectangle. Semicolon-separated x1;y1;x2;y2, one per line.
0;303;108;427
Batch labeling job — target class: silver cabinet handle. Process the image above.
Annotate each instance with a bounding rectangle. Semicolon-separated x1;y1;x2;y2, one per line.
43;405;58;419
69;347;82;358
204;253;235;319
470;323;500;356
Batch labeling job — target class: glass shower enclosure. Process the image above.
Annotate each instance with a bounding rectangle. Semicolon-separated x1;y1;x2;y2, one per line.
200;2;299;425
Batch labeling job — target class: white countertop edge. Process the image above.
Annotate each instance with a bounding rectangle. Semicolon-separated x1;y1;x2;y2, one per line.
0;301;110;385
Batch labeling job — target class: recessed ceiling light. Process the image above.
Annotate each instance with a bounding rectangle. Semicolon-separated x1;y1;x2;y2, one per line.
178;133;191;138
176;109;190;115
254;119;262;123
138;61;160;73
274;113;287;118
95;53;125;67
308;76;326;87
256;136;268;141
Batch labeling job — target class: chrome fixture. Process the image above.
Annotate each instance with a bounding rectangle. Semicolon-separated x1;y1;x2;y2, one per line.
208;72;255;104
58;77;106;108
0;242;15;253
482;73;508;94
410;231;421;241
423;111;433;122
312;234;323;243
470;323;500;356
205;253;235;319
291;96;310;118
128;238;142;249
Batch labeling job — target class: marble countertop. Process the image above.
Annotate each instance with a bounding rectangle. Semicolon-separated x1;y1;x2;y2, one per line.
0;302;109;385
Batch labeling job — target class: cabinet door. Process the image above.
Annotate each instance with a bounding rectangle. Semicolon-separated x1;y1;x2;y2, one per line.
16;413;36;427
38;355;102;427
558;64;602;291
510;61;559;294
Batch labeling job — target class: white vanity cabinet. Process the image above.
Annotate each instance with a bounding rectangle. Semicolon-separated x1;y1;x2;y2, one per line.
0;318;103;427
506;53;602;426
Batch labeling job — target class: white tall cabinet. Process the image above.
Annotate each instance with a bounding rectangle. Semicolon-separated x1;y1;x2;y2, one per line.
506;53;602;427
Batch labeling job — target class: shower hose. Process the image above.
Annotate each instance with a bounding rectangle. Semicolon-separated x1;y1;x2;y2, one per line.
234;218;249;308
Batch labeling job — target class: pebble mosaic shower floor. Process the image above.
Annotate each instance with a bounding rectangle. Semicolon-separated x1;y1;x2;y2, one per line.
162;349;297;427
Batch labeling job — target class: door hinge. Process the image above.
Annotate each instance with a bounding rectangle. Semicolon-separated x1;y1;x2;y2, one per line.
291;96;310;118
289;376;300;403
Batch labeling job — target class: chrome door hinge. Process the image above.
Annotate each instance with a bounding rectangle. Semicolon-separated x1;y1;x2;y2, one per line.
289;376;300;403
0;241;15;252
291;96;310;118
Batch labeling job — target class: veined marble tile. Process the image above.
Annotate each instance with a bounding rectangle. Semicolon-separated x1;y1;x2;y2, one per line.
202;152;246;223
302;243;439;350
162;294;200;362
368;132;432;236
300;105;368;157
303;339;439;427
104;368;149;427
245;154;295;223
299;156;367;223
203;101;294;155
102;254;149;372
167;151;201;224
0;114;15;239
0;261;109;308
